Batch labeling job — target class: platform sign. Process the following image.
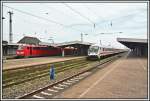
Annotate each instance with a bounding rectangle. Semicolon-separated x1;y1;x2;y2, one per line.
50;64;55;80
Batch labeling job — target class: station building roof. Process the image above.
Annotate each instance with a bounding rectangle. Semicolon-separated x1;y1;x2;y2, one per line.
2;41;21;46
17;36;41;45
40;40;93;47
2;40;8;45
117;38;148;49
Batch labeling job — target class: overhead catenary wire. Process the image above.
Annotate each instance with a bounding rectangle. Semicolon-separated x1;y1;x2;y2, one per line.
42;3;97;29
3;5;64;26
84;5;105;22
63;3;95;25
40;3;73;19
3;5;83;33
95;8;144;28
19;18;70;40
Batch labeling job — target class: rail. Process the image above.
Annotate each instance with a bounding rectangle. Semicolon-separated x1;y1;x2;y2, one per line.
17;52;125;99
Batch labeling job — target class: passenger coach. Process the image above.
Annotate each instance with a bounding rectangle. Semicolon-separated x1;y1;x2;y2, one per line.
87;45;124;60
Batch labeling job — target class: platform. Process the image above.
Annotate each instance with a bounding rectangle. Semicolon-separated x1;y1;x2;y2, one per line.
2;56;85;70
54;52;148;99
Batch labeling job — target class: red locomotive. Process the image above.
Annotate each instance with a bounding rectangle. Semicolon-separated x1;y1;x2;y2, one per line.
16;44;74;57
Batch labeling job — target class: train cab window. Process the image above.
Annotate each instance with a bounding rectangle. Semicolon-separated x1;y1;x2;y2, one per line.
88;46;99;53
18;46;25;50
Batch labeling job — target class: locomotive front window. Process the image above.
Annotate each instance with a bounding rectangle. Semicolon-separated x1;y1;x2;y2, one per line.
18;46;25;50
88;46;99;53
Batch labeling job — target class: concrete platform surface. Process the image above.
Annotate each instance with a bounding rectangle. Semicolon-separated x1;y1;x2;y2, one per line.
2;56;85;70
54;52;148;99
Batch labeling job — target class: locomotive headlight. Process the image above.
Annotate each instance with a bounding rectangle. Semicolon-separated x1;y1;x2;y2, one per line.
20;52;24;54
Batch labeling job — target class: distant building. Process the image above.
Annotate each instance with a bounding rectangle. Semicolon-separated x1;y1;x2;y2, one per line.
2;36;41;57
2;36;93;58
2;40;8;56
39;40;93;56
2;40;19;56
117;38;148;57
2;40;8;45
17;36;41;45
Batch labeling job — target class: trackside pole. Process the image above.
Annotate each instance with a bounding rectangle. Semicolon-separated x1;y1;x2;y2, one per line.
99;55;101;64
50;64;55;80
62;48;64;57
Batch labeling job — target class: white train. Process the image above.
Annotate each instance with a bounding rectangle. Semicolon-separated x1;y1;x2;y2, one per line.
87;45;123;60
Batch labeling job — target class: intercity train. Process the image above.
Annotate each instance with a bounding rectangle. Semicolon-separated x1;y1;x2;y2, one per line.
87;45;123;60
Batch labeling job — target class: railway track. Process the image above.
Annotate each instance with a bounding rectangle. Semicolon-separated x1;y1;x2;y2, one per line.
17;53;125;99
3;58;92;88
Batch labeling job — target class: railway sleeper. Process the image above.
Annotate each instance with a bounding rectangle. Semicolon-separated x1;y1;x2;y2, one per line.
3;62;90;87
3;61;88;83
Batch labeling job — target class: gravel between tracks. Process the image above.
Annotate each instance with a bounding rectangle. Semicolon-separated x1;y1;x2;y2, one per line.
2;61;99;99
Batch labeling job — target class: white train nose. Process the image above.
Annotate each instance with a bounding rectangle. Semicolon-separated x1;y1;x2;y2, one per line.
89;53;97;56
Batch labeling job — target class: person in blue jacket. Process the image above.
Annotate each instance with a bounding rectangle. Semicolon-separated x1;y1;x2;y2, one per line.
50;64;55;80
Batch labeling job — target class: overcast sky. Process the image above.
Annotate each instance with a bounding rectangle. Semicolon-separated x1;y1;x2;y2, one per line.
2;2;147;49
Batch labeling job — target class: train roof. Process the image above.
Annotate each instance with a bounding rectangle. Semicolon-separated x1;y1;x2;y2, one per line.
90;44;114;49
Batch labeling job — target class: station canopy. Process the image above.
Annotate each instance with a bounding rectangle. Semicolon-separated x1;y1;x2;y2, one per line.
117;38;148;49
40;40;93;56
39;40;93;48
55;41;92;47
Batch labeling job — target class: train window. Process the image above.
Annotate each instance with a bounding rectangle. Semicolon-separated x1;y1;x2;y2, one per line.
33;47;37;50
27;47;30;50
18;46;24;50
88;46;99;53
